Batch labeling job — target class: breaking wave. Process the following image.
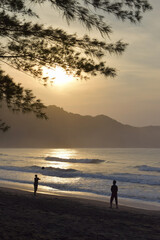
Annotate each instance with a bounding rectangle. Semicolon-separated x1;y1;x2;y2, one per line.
45;156;104;164
0;153;8;156
0;166;79;178
0;165;159;185
136;165;160;173
0;177;159;203
26;156;45;159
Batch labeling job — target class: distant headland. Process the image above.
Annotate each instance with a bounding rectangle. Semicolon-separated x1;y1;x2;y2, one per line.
1;105;160;148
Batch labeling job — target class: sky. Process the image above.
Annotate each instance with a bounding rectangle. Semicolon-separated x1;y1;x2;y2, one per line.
2;0;160;127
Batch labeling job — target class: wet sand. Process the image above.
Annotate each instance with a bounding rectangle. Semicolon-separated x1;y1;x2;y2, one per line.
0;187;160;240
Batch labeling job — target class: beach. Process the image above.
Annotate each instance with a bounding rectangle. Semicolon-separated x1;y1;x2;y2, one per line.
0;187;160;240
1;148;160;206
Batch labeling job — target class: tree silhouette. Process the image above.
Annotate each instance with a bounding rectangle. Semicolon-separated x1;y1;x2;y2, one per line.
0;0;152;130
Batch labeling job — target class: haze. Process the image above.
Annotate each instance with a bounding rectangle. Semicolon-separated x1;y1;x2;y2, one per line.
2;0;160;127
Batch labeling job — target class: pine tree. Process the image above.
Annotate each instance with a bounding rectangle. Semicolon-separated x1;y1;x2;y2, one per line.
0;0;152;130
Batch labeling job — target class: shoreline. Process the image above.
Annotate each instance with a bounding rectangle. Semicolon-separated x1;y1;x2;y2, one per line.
0;180;160;211
1;186;160;215
0;186;160;240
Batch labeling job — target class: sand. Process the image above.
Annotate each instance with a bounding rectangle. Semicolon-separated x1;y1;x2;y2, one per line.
0;187;160;240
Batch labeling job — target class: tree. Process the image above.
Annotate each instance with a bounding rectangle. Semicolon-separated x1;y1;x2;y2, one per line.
0;69;47;131
0;0;152;130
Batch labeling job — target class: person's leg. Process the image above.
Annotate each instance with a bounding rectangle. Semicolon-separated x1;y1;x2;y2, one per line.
115;195;118;208
34;185;37;196
110;195;114;208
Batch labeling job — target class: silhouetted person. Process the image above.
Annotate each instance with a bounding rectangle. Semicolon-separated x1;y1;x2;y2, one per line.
110;180;118;208
34;174;40;196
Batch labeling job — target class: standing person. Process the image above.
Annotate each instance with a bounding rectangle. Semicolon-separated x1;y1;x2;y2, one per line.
110;180;118;208
34;175;40;196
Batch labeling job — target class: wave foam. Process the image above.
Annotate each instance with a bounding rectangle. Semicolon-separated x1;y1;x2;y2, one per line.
0;166;159;186
136;165;160;173
0;165;81;178
0;177;159;203
0;153;8;156
45;156;104;164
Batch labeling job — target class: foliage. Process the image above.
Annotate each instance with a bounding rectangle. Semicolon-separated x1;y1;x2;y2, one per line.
0;0;152;130
0;69;47;130
0;0;152;80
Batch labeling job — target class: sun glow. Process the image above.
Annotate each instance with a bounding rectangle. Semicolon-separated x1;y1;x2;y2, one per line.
45;149;76;169
43;66;74;86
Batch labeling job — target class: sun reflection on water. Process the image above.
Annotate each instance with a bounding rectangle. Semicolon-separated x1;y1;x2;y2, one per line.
45;149;77;169
48;149;76;159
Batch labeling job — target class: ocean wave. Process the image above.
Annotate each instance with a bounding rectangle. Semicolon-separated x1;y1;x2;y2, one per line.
0;153;8;156
26;156;44;159
41;182;160;202
45;156;104;164
110;173;160;186
136;165;160;173
0;165;159;186
0;177;32;185
0;165;80;178
0;177;159;203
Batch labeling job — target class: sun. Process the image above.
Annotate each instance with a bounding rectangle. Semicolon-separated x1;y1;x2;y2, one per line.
42;66;74;86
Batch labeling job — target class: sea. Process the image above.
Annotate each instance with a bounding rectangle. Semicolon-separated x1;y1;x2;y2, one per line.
0;148;160;210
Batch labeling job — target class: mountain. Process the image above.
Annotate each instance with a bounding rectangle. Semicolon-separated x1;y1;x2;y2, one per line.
1;105;160;148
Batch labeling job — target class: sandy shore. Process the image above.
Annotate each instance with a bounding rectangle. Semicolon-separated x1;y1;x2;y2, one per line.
0;187;160;240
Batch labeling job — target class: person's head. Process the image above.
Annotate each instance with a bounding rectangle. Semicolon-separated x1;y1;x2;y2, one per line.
35;175;37;177
113;180;116;185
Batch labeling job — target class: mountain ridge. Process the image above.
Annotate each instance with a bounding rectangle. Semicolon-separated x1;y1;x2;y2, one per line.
1;105;160;148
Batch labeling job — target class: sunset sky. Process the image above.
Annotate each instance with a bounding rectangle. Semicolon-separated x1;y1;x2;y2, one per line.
3;0;160;127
